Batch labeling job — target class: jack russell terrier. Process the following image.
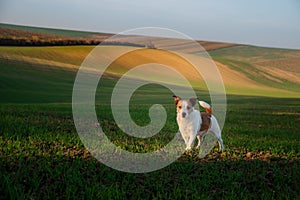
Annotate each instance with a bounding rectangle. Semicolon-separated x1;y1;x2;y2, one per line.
173;95;225;151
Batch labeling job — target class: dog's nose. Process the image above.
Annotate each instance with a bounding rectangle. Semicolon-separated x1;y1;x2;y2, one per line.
182;112;186;118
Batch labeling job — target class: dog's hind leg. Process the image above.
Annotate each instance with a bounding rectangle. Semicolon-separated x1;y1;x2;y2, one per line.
196;133;205;149
218;137;225;151
196;135;201;149
210;116;225;151
212;130;224;151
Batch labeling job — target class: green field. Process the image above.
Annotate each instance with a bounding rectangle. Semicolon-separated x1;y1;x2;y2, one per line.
0;25;300;199
1;98;299;199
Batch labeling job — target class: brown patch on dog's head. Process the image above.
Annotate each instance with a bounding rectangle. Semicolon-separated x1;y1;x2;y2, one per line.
176;101;183;113
173;95;181;106
173;95;184;114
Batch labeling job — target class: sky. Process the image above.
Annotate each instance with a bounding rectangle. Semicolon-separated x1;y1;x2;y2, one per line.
1;0;300;49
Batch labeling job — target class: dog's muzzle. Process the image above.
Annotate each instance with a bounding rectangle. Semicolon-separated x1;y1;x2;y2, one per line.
182;112;186;118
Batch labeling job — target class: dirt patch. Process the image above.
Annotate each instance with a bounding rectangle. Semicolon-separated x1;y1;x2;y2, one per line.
259;71;283;83
257;65;300;84
255;57;300;73
215;61;263;88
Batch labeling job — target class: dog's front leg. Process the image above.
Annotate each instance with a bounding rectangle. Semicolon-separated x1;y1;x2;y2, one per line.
180;132;188;145
184;136;190;148
186;134;196;151
180;132;189;149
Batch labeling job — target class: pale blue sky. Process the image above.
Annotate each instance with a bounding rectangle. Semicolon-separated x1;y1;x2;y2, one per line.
1;0;300;49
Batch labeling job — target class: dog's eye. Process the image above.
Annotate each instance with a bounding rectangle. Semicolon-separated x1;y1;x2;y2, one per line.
178;106;182;109
187;106;191;109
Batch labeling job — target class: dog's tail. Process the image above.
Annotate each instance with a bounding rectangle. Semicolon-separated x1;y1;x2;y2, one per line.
198;101;212;114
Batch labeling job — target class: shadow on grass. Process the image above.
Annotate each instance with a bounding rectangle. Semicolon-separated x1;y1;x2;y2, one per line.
1;154;299;199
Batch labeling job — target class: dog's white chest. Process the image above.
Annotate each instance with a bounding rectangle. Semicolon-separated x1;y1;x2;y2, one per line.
177;110;201;137
178;120;194;137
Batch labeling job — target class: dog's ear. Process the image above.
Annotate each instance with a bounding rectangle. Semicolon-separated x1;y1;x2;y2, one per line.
173;95;181;105
188;97;198;107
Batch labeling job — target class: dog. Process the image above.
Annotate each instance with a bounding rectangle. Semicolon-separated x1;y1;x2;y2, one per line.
173;95;224;151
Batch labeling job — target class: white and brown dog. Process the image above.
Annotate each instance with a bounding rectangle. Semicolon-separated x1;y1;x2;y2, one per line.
173;95;224;151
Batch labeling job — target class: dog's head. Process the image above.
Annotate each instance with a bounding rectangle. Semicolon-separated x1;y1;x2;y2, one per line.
173;95;197;119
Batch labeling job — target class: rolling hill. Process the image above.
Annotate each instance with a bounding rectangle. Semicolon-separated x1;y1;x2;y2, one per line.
0;24;299;103
0;23;237;50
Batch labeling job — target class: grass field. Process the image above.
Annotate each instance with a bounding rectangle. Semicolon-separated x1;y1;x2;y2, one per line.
1;97;299;199
0;25;300;199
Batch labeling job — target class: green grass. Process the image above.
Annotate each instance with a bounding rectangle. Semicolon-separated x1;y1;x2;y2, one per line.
1;96;299;199
0;59;76;103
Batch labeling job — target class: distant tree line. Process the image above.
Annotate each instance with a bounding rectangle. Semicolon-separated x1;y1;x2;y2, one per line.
0;28;146;47
0;38;146;47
